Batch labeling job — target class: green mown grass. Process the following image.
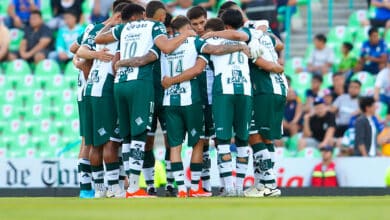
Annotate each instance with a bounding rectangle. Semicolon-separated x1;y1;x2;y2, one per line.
0;197;389;220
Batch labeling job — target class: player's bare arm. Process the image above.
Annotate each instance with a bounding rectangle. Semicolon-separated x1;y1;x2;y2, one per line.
162;58;207;89
202;43;250;57
202;30;249;42
77;46;114;62
114;51;158;71
95;30;117;44
70;42;80;54
154;29;196;54
253;57;284;73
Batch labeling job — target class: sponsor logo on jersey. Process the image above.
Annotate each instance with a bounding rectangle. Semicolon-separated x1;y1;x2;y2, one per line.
227;70;248;84
166;84;186;95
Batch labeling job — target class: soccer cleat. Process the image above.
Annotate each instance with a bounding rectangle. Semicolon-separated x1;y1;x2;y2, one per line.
244;186;263;198
189;188;212;197
126;189;156;198
219;189;236;197
176;190;188;198
79;190;95;199
106;184;126;198
95;189;107;198
263;187;281;197
165;185;176;197
94;183;107;198
147;186;157;196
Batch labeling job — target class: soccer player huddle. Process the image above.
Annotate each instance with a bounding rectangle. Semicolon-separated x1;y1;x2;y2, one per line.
71;0;288;199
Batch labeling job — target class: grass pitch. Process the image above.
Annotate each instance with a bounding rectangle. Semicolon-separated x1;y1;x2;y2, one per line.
0;197;389;220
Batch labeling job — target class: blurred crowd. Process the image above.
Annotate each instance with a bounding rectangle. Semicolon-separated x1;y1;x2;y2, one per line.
0;0;297;65
283;0;390;159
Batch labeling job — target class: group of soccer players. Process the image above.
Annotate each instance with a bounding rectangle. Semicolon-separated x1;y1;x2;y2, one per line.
70;0;288;198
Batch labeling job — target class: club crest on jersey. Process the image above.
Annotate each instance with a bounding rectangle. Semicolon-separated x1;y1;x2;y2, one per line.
227;69;247;84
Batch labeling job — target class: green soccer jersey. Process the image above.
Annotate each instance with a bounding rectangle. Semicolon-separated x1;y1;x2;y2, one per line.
161;36;208;106
247;30;288;97
206;37;251;96
112;20;166;83
83;25;118;97
75;23;95;101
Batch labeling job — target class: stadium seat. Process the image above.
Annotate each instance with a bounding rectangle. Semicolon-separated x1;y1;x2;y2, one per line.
9;29;24;52
348;10;368;31
303;44;314;64
24;103;52;120
351;71;375;95
291;72;312;103
284;57;305;76
354;26;370;46
296;148;321;158
368;6;377;19
64;61;79;76
40;0;53;22
0;0;8;17
275;147;293;158
321;73;333;89
5;59;33;88
377;102;388;121
1;104;19;120
327;26;354;45
35;59;62;88
45;74;69;100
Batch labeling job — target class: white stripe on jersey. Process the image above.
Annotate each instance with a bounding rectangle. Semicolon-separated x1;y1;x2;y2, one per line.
207;38;251;96
77;24;95;101
258;33;288;96
85;28;117;97
161;37;200;106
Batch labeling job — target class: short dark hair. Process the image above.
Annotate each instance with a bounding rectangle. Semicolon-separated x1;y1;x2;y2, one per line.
171;15;190;31
342;42;353;51
312;74;323;83
205;18;225;32
164;12;173;28
187;6;207;20
220;9;243;29
350;79;362;87
145;1;165;18
315;34;327;43
359;96;375;113
121;3;145;21
63;9;79;22
368;27;378;36
218;1;238;17
113;0;132;9
30;10;42;17
113;2;130;13
332;72;344;78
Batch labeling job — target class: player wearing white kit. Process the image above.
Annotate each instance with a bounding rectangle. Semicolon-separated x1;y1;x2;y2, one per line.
76;2;129;198
95;1;197;197
70;23;96;199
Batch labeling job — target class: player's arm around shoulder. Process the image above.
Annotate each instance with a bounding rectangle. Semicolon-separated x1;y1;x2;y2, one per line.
95;23;123;44
202;29;250;42
154;22;196;54
114;50;158;71
253;57;284;74
162;58;207;89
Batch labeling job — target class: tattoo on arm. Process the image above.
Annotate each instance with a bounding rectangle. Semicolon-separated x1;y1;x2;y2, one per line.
203;44;244;55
